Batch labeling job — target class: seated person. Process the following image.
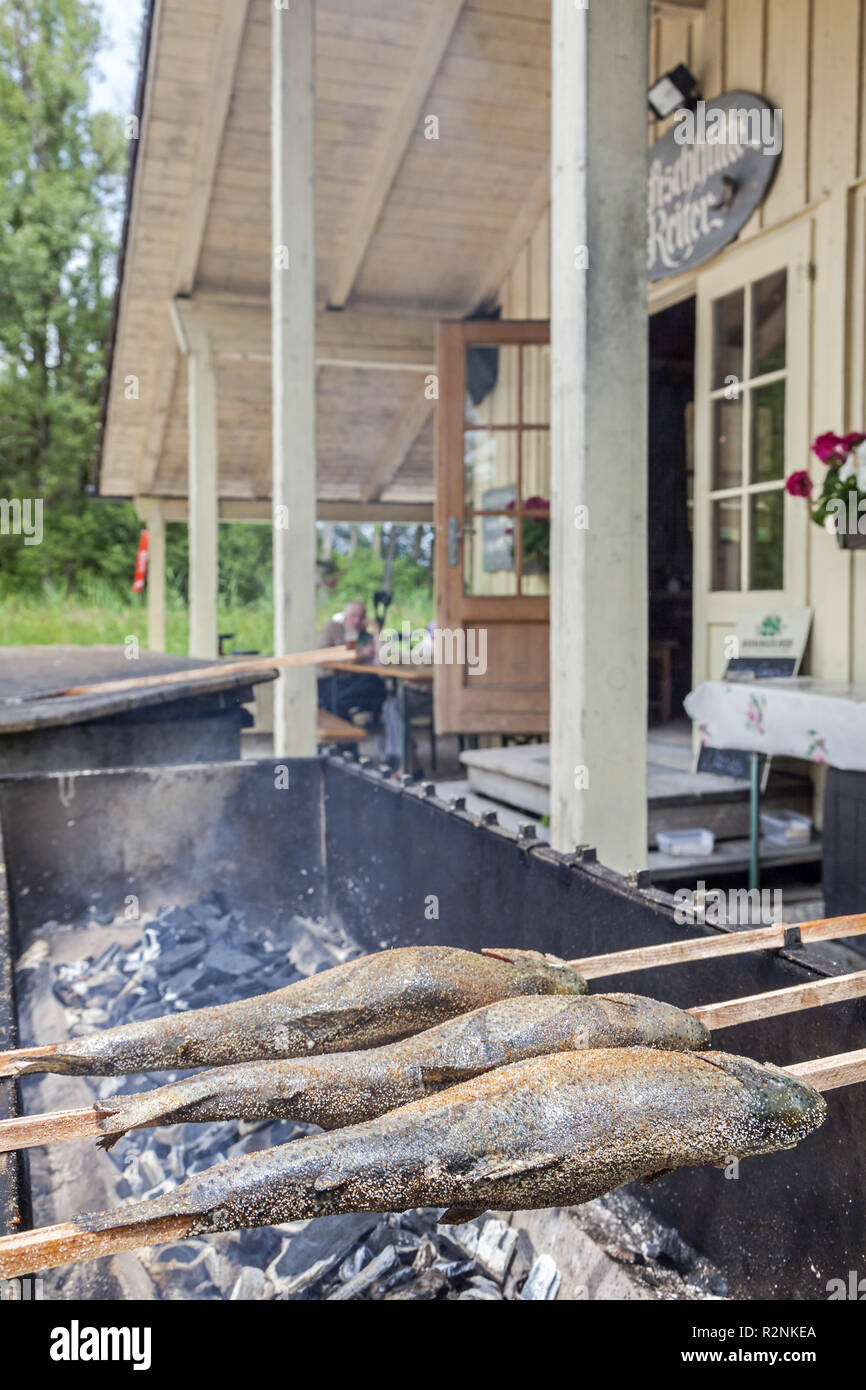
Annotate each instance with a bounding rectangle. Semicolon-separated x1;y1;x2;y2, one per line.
317;600;386;724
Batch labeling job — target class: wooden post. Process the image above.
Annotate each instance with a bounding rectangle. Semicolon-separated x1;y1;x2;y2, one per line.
147;498;167;653
271;0;317;756
549;0;649;874
184;314;219;660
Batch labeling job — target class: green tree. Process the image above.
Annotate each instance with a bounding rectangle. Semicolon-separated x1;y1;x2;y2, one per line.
0;0;134;595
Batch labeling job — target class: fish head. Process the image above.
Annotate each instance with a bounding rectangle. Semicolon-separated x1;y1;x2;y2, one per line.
696;1051;828;1152
481;948;588;995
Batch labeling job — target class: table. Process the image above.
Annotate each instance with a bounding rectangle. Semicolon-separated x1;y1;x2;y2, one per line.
318;658;434;773
685;678;866;891
0;646;276;774
316;709;364;746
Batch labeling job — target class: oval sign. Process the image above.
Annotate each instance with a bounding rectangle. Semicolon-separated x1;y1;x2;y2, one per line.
648;91;782;282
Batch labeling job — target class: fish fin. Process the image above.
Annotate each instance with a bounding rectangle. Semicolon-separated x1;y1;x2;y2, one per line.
96;1131;125;1152
313;1170;352;1194
467;1153;560;1183
419;1064;482;1086
438;1206;488;1225
641;1168;675;1186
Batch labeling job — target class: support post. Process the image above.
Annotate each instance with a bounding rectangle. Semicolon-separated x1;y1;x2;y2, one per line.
147;499;167;653
185;318;219;660
549;0;649;874
271;0;317;756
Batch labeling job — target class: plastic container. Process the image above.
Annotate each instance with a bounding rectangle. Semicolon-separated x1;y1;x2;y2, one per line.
655;828;715;857
759;810;812;845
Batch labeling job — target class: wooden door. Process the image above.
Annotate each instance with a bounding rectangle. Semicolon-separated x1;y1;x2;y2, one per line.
434;319;550;735
693;221;812;683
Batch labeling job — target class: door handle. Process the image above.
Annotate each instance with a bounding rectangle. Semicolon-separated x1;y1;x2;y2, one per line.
447;516;475;567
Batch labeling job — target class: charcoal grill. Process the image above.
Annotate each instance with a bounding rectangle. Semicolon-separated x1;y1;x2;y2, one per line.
0;751;864;1298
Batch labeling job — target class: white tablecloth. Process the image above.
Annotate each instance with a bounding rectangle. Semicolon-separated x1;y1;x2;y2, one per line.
684;678;866;772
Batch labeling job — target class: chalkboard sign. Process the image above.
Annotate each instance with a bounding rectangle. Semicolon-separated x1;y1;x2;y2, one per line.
697;745;768;784
725;657;798;681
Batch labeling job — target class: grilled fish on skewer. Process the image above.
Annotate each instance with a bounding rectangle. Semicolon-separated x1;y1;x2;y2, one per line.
0;1048;826;1277
0;993;709;1152
0;946;586;1080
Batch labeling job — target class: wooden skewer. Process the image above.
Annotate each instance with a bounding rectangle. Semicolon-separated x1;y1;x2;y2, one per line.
3;971;865;1157
1;1043;865;1280
571;913;866;980
786;1046;866;1092
0;1215;194;1281
688;969;866;1031
35;644;356;701
0;1107;109;1153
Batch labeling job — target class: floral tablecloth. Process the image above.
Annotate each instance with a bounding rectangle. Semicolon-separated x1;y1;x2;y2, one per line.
684;678;866;772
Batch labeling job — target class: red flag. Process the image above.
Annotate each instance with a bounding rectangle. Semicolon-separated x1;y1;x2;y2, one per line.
132;529;149;594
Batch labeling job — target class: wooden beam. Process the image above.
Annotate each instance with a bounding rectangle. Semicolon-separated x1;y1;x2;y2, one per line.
183;315;219;661
52;647;355;700
271;0;317;757
142;3;250;492
141;341;179;491
190;296;436;370
470;163;551;312
327;0;467;309
133;498;434;524
174;0;251;296
361;391;435;504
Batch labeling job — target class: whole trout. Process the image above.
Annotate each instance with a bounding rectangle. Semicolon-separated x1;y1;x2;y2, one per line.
90;993;710;1142
67;1049;824;1258
0;947;586;1079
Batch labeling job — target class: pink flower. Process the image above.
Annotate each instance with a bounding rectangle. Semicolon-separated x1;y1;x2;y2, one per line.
842;432;866;452
812;432;848;464
785;469;814;498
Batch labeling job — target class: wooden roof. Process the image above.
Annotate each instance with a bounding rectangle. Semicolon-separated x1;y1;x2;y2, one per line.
98;0;555;512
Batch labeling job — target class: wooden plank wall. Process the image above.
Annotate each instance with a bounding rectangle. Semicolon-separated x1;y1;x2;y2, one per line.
495;0;866;681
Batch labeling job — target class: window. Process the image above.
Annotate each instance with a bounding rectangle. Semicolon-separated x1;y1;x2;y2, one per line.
462;340;551;597
708;270;787;591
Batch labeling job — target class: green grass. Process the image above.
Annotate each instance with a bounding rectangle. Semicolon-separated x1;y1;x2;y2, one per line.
0;584;435;655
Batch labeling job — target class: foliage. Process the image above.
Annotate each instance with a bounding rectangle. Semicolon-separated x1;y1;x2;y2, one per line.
790;432;866;536
0;0;136;594
0;6;436;647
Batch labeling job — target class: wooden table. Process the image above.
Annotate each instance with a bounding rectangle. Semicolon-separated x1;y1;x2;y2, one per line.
318;658;434;773
316;709;364;746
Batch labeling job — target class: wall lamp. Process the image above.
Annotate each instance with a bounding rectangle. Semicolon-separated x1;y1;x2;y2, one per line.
648;63;699;121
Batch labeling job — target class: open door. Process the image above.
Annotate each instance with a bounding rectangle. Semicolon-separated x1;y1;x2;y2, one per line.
692;221;811;682
434;319;550;735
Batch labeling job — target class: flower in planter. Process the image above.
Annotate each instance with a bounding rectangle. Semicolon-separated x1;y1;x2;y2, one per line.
504;496;550;572
790;431;866;545
812;432;844;462
839;440;866;493
785;469;813;498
